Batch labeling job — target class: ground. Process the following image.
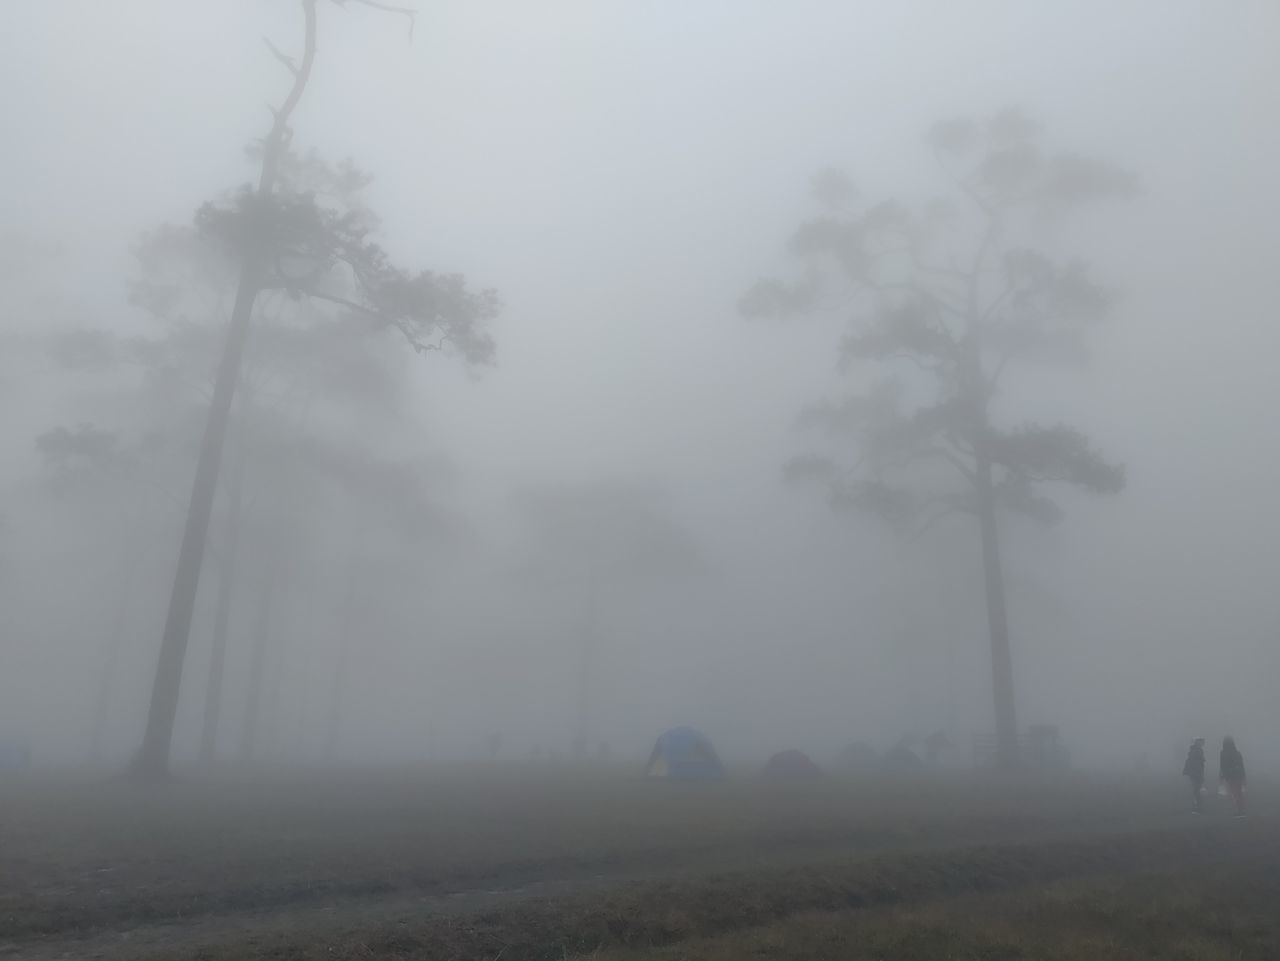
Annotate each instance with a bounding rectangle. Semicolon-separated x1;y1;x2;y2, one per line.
0;766;1273;959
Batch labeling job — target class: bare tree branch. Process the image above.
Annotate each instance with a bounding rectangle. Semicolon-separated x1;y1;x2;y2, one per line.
886;350;945;374
986;351;1012;393
263;37;299;76
336;0;416;38
287;287;447;353
931;143;994;219
911;504;964;541
906;237;969;284
981;279;1016;324
279;286;376;319
890;444;976;483
868;278;967;320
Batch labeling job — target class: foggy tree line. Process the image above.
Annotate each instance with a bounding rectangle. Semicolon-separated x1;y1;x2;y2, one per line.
32;0;495;776
742;109;1135;767
18;3;1136;776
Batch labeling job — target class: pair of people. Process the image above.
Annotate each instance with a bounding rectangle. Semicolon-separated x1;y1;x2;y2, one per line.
1183;737;1246;816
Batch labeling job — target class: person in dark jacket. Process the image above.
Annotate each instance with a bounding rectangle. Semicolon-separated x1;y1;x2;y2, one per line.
1182;738;1206;812
1219;736;1246;817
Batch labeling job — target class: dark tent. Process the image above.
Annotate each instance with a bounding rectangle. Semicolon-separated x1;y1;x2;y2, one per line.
840;740;881;773
763;748;823;779
882;744;924;773
922;730;955;763
646;726;724;780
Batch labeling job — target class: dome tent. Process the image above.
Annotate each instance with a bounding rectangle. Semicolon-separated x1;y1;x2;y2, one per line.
839;740;881;773
763;748;823;779
645;726;724;780
882;743;925;773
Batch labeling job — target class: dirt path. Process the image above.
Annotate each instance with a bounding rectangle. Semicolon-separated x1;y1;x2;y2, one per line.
3;811;1222;961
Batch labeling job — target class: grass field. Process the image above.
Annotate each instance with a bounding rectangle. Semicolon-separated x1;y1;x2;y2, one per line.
584;860;1280;961
0;766;1272;959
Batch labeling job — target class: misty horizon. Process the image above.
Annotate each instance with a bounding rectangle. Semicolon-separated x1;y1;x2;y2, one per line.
2;0;1278;776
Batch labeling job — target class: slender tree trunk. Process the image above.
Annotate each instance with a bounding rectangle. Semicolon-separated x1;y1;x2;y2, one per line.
323;633;350;761
963;214;1018;769
263;612;291;759
239;560;279;763
572;572;599;761
324;547;364;761
198;459;244;764
974;446;1018;768
132;0;318;778
88;609;128;765
88;520;148;764
134;271;261;777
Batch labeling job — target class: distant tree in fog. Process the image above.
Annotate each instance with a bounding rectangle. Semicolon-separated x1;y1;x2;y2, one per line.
127;218;421;765
131;0;499;778
43;214;426;765
515;480;701;759
244;428;462;762
742;109;1134;768
34;423;173;761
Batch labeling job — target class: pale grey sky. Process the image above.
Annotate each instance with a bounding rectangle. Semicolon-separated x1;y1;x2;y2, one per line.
2;1;1278;768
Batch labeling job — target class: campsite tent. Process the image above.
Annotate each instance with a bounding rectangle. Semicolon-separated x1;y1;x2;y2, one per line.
840;740;881;773
881;743;924;773
645;726;724;780
762;748;822;779
922;730;955;764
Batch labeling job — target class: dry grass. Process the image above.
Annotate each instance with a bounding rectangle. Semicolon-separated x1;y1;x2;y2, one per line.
127;820;1277;961
583;862;1280;961
0;766;1270;959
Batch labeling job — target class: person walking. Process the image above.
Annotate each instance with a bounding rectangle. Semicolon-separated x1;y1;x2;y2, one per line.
1219;736;1247;818
1183;738;1206;813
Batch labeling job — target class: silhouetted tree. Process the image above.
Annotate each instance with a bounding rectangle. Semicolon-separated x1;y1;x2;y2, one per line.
44;214;413;764
134;0;499;777
126;215;421;764
742;109;1134;768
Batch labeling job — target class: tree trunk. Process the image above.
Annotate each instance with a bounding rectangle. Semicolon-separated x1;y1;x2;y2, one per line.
324;548;363;761
572;573;599;761
974;448;1019;769
263;614;291;759
963;215;1018;770
88;522;148;764
132;0;318;778
239;560;279;764
323;635;349;761
198;459;244;764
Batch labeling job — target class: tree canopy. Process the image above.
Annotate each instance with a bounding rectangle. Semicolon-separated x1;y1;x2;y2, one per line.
743;107;1133;535
743;108;1135;767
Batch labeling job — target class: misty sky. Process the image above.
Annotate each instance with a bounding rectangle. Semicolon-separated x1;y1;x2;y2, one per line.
2;1;1278;769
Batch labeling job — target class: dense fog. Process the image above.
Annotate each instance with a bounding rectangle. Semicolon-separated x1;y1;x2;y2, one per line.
1;1;1277;775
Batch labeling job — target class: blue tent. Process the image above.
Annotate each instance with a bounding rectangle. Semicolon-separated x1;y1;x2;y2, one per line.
646;726;724;780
